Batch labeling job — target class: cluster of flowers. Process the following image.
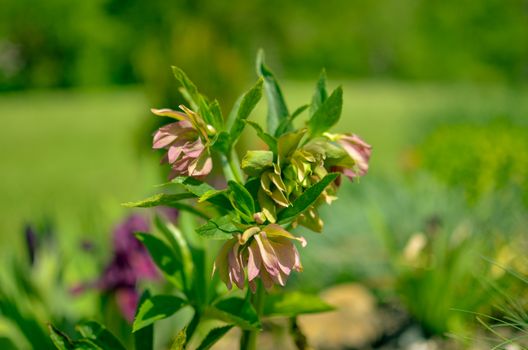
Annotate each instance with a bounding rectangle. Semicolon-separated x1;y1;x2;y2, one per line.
152;105;371;291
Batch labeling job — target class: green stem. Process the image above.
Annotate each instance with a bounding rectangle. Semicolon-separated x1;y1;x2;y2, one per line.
240;282;265;350
220;150;244;183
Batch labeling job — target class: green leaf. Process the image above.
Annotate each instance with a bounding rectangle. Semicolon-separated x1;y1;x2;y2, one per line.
275;104;309;136
278;173;339;223
246;121;278;154
172;66;201;111
172;177;232;209
256;49;289;136
195;215;240;240
310;69;328;117
133;295;188;332
228;181;255;219
196;325;233;350
48;324;73;350
211;131;230;155
76;321;125;350
241;150;273;176
134;290;153;350
262;292;334;317
208;297;261;330
135;233;183;288
229;78;263;146
169;328;186;350
122;193;195;208
208;99;224;131
154;218;194;291
307;86;343;137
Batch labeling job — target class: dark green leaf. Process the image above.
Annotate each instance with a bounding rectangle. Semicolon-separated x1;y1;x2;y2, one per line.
208;99;224;131
208;297;261;330
133;295;188;332
307;86;342;137
229;78;263;146
135;233;183;288
275;104;309;136
48;324;74;350
246;121;277;154
172;177;232;209
196;325;233;350
310;69;328;117
122;193;195;208
256;50;289;136
76;321;126;350
170;328;186;350
241;150;273;176
228;181;255;219
134;290;153;350
278;173;339;223
195;215;240;240
263;292;334;317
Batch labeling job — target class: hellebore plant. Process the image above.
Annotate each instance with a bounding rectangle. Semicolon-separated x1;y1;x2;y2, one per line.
48;51;371;350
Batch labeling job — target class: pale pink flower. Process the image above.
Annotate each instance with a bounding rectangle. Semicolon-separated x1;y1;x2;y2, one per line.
152;107;213;179
213;224;306;292
336;133;372;180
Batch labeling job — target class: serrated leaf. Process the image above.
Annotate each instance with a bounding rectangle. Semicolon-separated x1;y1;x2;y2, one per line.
228;181;255;220
307;86;342;137
241;150;273;176
76;321;125;350
133;295;188;332
263;292;334;317
48;324;74;350
196;325;233;350
195;215;240;240
256;50;289;136
208;297;261;330
135;233;183;288
229;78;263;146
122;193;195;208
172;177;232;209
310;69;328;117
278;173;339;223
246;121;278;154
275;104;309;136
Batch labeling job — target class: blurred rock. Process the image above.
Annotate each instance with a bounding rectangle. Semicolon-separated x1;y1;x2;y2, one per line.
298;283;381;349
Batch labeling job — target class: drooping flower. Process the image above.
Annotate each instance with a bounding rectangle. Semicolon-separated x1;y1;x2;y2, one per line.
213;224;306;292
152;106;213;179
335;133;372;180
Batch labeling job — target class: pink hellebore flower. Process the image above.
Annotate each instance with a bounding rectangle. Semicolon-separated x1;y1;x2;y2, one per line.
152;106;213;179
214;224;306;292
336;133;372;180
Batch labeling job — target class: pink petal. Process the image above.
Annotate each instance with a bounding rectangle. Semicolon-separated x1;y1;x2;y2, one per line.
247;243;262;281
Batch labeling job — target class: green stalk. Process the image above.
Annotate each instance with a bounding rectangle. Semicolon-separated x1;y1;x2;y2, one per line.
240;281;265;350
220;150;244;183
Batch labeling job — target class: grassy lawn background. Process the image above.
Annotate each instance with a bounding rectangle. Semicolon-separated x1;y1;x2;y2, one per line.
1;82;527;256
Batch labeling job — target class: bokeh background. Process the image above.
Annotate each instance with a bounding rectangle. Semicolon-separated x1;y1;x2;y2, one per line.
1;1;528;349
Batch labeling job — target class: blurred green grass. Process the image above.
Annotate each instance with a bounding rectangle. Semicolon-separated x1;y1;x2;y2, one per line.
1;81;527;254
